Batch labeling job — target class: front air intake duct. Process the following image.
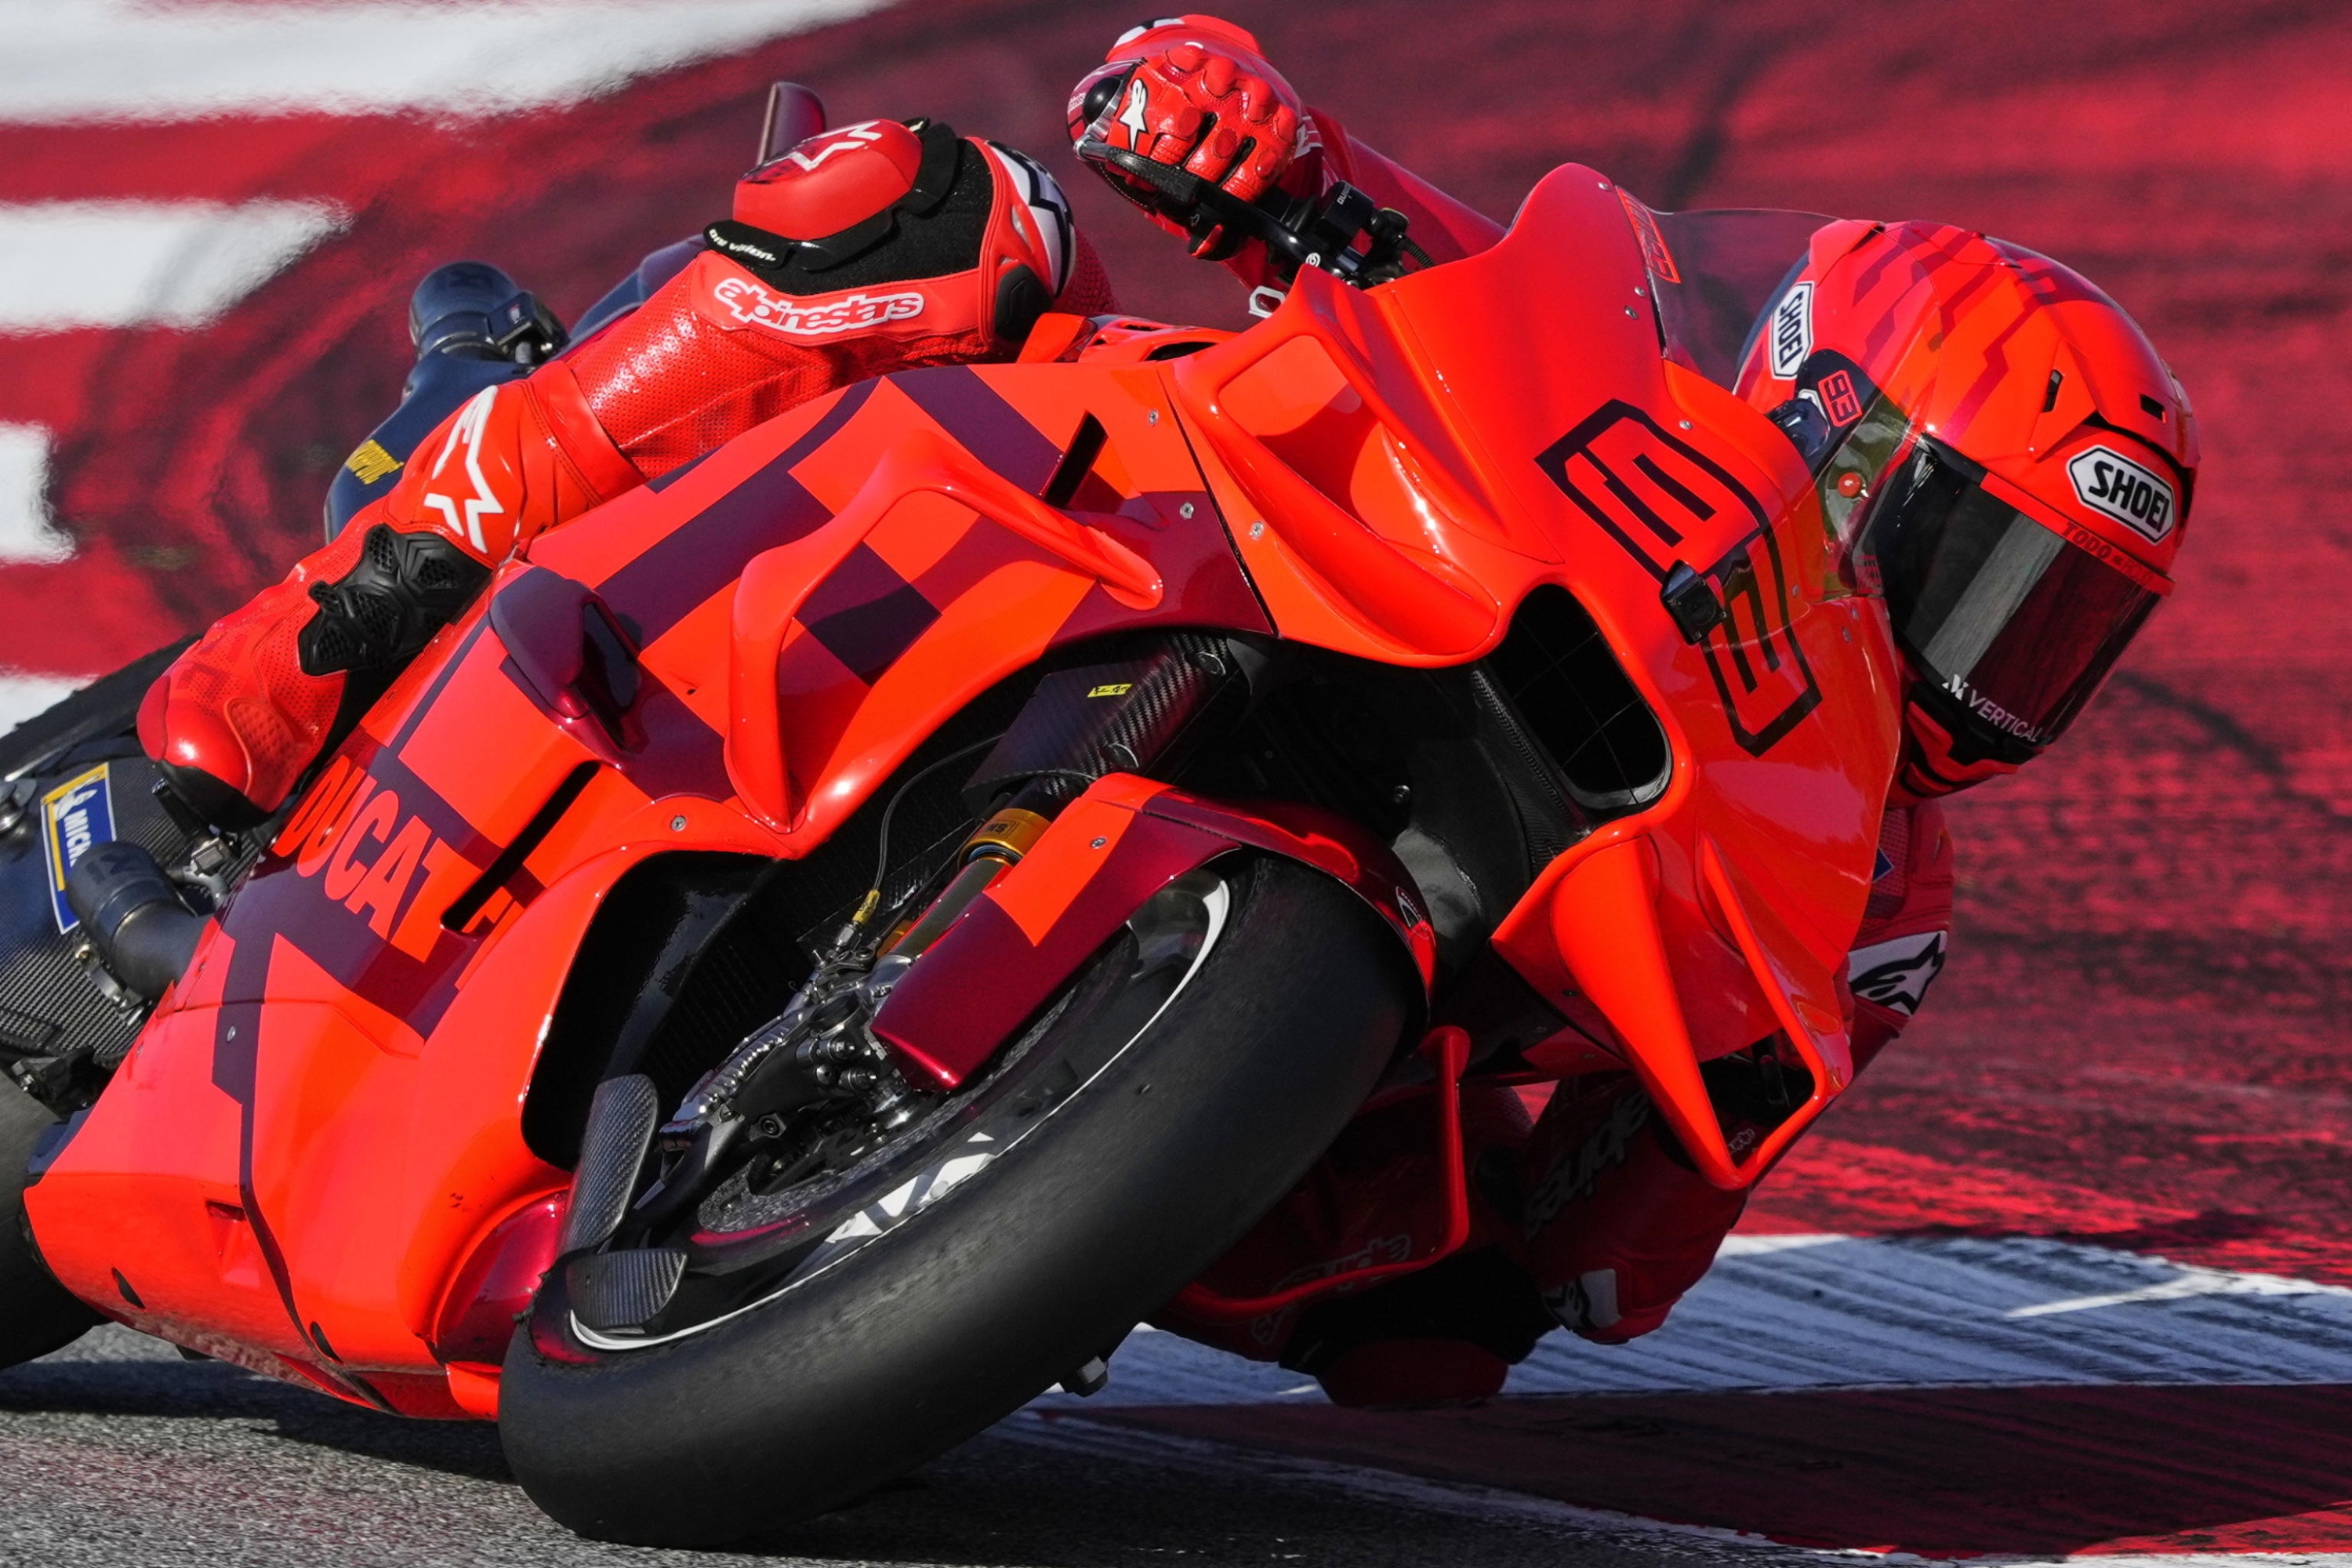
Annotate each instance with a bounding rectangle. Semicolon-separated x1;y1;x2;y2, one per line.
1483;586;1671;815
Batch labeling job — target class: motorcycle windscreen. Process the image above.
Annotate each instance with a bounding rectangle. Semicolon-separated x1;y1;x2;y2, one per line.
1629;205;1836;389
1864;441;2163;750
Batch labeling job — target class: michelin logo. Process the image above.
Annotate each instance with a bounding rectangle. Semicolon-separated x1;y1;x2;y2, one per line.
2067;445;2175;543
42;762;114;933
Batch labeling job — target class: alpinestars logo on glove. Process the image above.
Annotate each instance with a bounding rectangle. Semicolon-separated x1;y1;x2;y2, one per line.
1847;929;1947;1016
710;276;925;337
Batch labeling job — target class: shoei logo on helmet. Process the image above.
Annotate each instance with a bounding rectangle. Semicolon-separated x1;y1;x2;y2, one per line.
710;276;924;337
2067;445;2176;543
1768;281;1813;380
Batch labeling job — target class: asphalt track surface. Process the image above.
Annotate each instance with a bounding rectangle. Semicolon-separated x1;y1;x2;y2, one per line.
7;1327;1781;1568
5;0;2352;1561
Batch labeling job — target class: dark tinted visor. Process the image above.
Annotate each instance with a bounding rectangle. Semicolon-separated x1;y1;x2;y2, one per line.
1864;440;2162;750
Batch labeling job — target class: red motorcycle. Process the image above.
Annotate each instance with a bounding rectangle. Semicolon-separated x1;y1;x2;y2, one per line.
0;135;1887;1544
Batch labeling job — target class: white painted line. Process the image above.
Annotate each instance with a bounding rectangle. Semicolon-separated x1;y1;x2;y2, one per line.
0;673;80;739
1533;1234;2352;1396
0;0;895;125
0;201;344;333
1027;1236;2352;1410
2007;1265;2347;1318
0;424;72;563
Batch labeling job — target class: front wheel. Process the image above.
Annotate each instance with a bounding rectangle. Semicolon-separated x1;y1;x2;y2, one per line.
498;855;1417;1545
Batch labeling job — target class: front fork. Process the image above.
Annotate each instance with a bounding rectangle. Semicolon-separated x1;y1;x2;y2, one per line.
864;787;1058;963
597;637;1256;1238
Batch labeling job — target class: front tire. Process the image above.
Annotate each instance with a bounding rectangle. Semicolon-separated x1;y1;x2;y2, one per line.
499;855;1417;1545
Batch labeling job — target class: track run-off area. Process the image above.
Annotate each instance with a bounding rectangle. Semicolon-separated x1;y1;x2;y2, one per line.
2;1;2350;1562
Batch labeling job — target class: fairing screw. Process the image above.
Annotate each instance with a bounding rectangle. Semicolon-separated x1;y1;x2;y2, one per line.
1147;410;1160;424
1679;419;1693;430
1091;837;1108;849
670;815;688;831
1179;502;1196;518
1249;521;1265;539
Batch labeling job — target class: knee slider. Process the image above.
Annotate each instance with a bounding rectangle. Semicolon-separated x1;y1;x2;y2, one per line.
298;524;491;678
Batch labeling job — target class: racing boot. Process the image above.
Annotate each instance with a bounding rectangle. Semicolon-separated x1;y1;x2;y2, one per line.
138;518;491;828
1285;1246;1553;1407
1521;1067;1774;1343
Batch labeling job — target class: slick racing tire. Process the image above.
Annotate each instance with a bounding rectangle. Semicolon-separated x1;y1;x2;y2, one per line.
0;1079;102;1367
499;855;1417;1546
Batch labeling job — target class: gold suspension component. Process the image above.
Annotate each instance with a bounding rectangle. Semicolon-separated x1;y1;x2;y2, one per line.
880;800;1060;960
963;807;1051;864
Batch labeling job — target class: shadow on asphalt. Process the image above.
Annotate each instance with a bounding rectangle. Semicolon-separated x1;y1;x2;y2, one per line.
1;1345;1715;1568
0;1354;513;1485
1102;1385;2352;1559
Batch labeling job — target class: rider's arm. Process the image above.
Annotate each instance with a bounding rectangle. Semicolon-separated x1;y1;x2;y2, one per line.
370;358;642;564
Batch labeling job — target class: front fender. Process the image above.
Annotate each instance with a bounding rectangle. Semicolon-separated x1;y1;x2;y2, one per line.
870;775;1436;1091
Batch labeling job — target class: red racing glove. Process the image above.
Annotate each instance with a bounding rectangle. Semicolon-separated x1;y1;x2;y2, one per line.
1067;16;1308;256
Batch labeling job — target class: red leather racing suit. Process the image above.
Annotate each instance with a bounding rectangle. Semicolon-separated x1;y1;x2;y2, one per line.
138;100;1493;827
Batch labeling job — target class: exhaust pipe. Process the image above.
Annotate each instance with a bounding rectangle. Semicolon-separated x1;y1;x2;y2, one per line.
66;841;204;1003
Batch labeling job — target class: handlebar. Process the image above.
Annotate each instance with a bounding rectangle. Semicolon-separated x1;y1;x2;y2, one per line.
1074;139;1429;290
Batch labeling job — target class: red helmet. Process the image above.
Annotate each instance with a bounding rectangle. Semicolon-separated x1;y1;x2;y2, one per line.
1737;220;2199;798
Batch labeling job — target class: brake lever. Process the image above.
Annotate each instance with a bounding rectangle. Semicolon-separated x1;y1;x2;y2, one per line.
1076;140;1431;292
1076;140;1310;269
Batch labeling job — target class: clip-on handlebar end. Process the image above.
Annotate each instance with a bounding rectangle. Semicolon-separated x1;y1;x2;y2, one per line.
1073;140;1425;289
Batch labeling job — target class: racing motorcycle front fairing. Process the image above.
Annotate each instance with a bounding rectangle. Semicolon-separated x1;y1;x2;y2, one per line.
1161;165;1902;1187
